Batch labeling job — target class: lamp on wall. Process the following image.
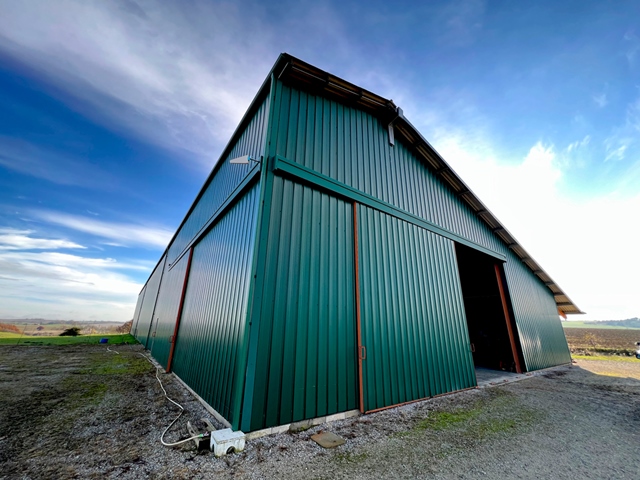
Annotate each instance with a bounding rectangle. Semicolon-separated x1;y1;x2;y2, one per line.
229;155;261;165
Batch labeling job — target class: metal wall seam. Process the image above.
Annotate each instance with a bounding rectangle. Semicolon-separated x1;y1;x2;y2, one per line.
503;257;571;370
133;255;166;347
247;176;357;431
277;84;502;256
273;81;569;373
131;286;146;338
148;252;190;368
170;183;261;424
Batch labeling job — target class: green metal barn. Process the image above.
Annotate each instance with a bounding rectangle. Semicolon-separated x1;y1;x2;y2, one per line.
132;54;582;434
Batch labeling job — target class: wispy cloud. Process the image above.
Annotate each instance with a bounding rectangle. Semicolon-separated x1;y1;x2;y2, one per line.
592;93;608;108
32;210;173;249
0;229;151;321
623;29;640;68
0;1;406;168
0;1;276;165
603;94;640;162
0;137;117;187
566;135;590;153
0;228;85;251
435;0;486;47
0;249;146;321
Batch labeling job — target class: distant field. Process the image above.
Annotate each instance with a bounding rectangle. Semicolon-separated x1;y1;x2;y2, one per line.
564;327;639;356
0;332;21;339
0;334;137;346
562;321;640;329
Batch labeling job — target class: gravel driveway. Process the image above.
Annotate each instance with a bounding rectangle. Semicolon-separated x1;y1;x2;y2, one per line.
1;344;638;479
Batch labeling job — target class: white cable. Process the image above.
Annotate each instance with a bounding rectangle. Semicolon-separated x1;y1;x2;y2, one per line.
106;346;119;354
138;353;207;447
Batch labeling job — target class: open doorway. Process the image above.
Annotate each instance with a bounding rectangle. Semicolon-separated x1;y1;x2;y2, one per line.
455;244;523;373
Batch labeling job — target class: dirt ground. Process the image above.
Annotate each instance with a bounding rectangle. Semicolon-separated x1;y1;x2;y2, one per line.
1;345;638;479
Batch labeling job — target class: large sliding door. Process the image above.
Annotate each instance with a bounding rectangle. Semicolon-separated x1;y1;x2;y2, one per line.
356;205;476;412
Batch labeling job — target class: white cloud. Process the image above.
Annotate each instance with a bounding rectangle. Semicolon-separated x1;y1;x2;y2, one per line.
602;94;640;162
32;210;173;249
0;248;149;322
592;93;608;108
432;134;640;321
0;228;85;251
0;0;275;165
0;229;153;321
566;135;590;153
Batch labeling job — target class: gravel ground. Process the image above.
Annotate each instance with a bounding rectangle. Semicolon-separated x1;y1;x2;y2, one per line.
0;344;638;479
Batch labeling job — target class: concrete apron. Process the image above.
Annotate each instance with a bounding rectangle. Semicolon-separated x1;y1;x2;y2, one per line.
475;363;573;388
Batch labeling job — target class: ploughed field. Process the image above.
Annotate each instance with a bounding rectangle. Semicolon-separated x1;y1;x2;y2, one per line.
563;327;640;356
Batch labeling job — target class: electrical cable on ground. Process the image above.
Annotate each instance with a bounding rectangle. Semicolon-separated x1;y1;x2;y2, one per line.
137;352;207;447
106;346;119;354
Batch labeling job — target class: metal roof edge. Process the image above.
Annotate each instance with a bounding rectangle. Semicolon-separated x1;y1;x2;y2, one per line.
395;114;584;315
138;55;287;294
275;54;583;316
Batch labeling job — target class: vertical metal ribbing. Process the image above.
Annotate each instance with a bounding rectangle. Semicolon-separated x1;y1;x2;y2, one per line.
134;256;166;348
495;263;523;374
353;202;365;413
170;184;261;424
357;207;474;412
165;247;193;373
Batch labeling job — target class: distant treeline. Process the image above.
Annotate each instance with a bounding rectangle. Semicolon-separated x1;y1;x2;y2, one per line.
588;317;640;329
0;318;122;326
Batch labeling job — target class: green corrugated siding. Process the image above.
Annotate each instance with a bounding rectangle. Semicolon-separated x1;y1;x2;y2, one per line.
148;252;190;368
504;259;571;370
271;80;569;372
272;83;503;254
167;96;269;265
246;177;357;431
134;255;166;348
358;206;475;411
171;183;260;423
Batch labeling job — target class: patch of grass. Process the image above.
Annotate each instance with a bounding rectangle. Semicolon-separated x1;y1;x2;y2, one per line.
81;354;152;375
397;390;539;442
417;409;479;430
573;354;639;363
77;382;108;404
60;378;109;406
334;452;369;464
0;334;137;346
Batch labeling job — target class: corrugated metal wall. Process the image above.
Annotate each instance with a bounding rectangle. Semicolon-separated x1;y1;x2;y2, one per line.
271;80;568;372
170;183;260;424
358;205;475;412
246;177;357;431
504;258;571;369
167;96;269;266
272;83;503;254
131;286;146;338
133;255;166;348
147;252;190;369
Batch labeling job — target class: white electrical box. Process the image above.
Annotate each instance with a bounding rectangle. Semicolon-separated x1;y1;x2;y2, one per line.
210;428;245;457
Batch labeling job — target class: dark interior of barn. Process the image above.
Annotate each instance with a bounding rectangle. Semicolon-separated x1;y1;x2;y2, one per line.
455;243;518;372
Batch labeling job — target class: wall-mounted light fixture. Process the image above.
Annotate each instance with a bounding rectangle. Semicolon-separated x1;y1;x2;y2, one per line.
229;155;261;165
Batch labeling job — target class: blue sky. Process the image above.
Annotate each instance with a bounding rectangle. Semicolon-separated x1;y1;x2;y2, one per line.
0;0;638;322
